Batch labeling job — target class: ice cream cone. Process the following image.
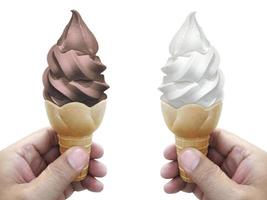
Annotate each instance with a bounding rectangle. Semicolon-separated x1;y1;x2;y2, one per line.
45;100;106;181
161;101;222;182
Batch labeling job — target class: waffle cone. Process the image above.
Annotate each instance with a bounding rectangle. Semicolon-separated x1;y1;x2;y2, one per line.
161;101;222;182
45;100;106;181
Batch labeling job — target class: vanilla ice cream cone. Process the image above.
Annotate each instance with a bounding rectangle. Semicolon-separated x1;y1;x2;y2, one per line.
159;13;224;182
161;101;222;182
45;100;106;181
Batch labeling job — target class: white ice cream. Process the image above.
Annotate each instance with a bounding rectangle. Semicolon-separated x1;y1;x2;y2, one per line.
159;12;224;108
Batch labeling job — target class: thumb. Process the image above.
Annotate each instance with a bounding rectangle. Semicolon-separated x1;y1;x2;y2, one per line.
178;148;238;199
28;147;89;200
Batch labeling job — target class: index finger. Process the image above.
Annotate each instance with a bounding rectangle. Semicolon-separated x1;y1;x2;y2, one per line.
164;129;251;161
90;143;104;159
12;127;58;155
164;144;177;160
209;129;251;157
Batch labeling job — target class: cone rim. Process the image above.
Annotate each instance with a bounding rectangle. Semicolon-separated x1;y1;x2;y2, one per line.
161;99;222;110
45;99;107;109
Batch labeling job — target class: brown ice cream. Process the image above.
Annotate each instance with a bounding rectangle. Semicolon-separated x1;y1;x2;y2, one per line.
43;10;109;107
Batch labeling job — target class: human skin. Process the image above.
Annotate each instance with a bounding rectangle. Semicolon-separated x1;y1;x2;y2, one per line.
0;128;107;200
161;129;267;200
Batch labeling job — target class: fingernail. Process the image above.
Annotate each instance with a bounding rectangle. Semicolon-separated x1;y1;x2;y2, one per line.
67;148;88;171
179;149;200;172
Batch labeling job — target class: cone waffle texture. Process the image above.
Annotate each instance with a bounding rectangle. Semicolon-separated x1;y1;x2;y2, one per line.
161;101;222;182
45;100;106;181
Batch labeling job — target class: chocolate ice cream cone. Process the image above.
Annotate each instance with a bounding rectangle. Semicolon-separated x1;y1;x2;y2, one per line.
45;100;106;181
161;101;222;182
42;10;109;181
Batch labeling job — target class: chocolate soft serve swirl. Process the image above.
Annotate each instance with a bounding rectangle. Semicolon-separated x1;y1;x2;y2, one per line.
43;10;109;107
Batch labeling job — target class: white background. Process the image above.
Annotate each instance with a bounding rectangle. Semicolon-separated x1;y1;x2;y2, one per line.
0;0;267;199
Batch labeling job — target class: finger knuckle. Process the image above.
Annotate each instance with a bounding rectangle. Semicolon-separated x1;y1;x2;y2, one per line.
233;189;247;200
18;187;34;200
46;163;69;182
197;164;221;183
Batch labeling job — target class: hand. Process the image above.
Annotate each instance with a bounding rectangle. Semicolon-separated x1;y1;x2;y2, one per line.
161;129;267;200
0;128;107;200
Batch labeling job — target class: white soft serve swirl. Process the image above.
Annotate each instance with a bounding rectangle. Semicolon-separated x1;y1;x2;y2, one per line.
159;12;224;108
